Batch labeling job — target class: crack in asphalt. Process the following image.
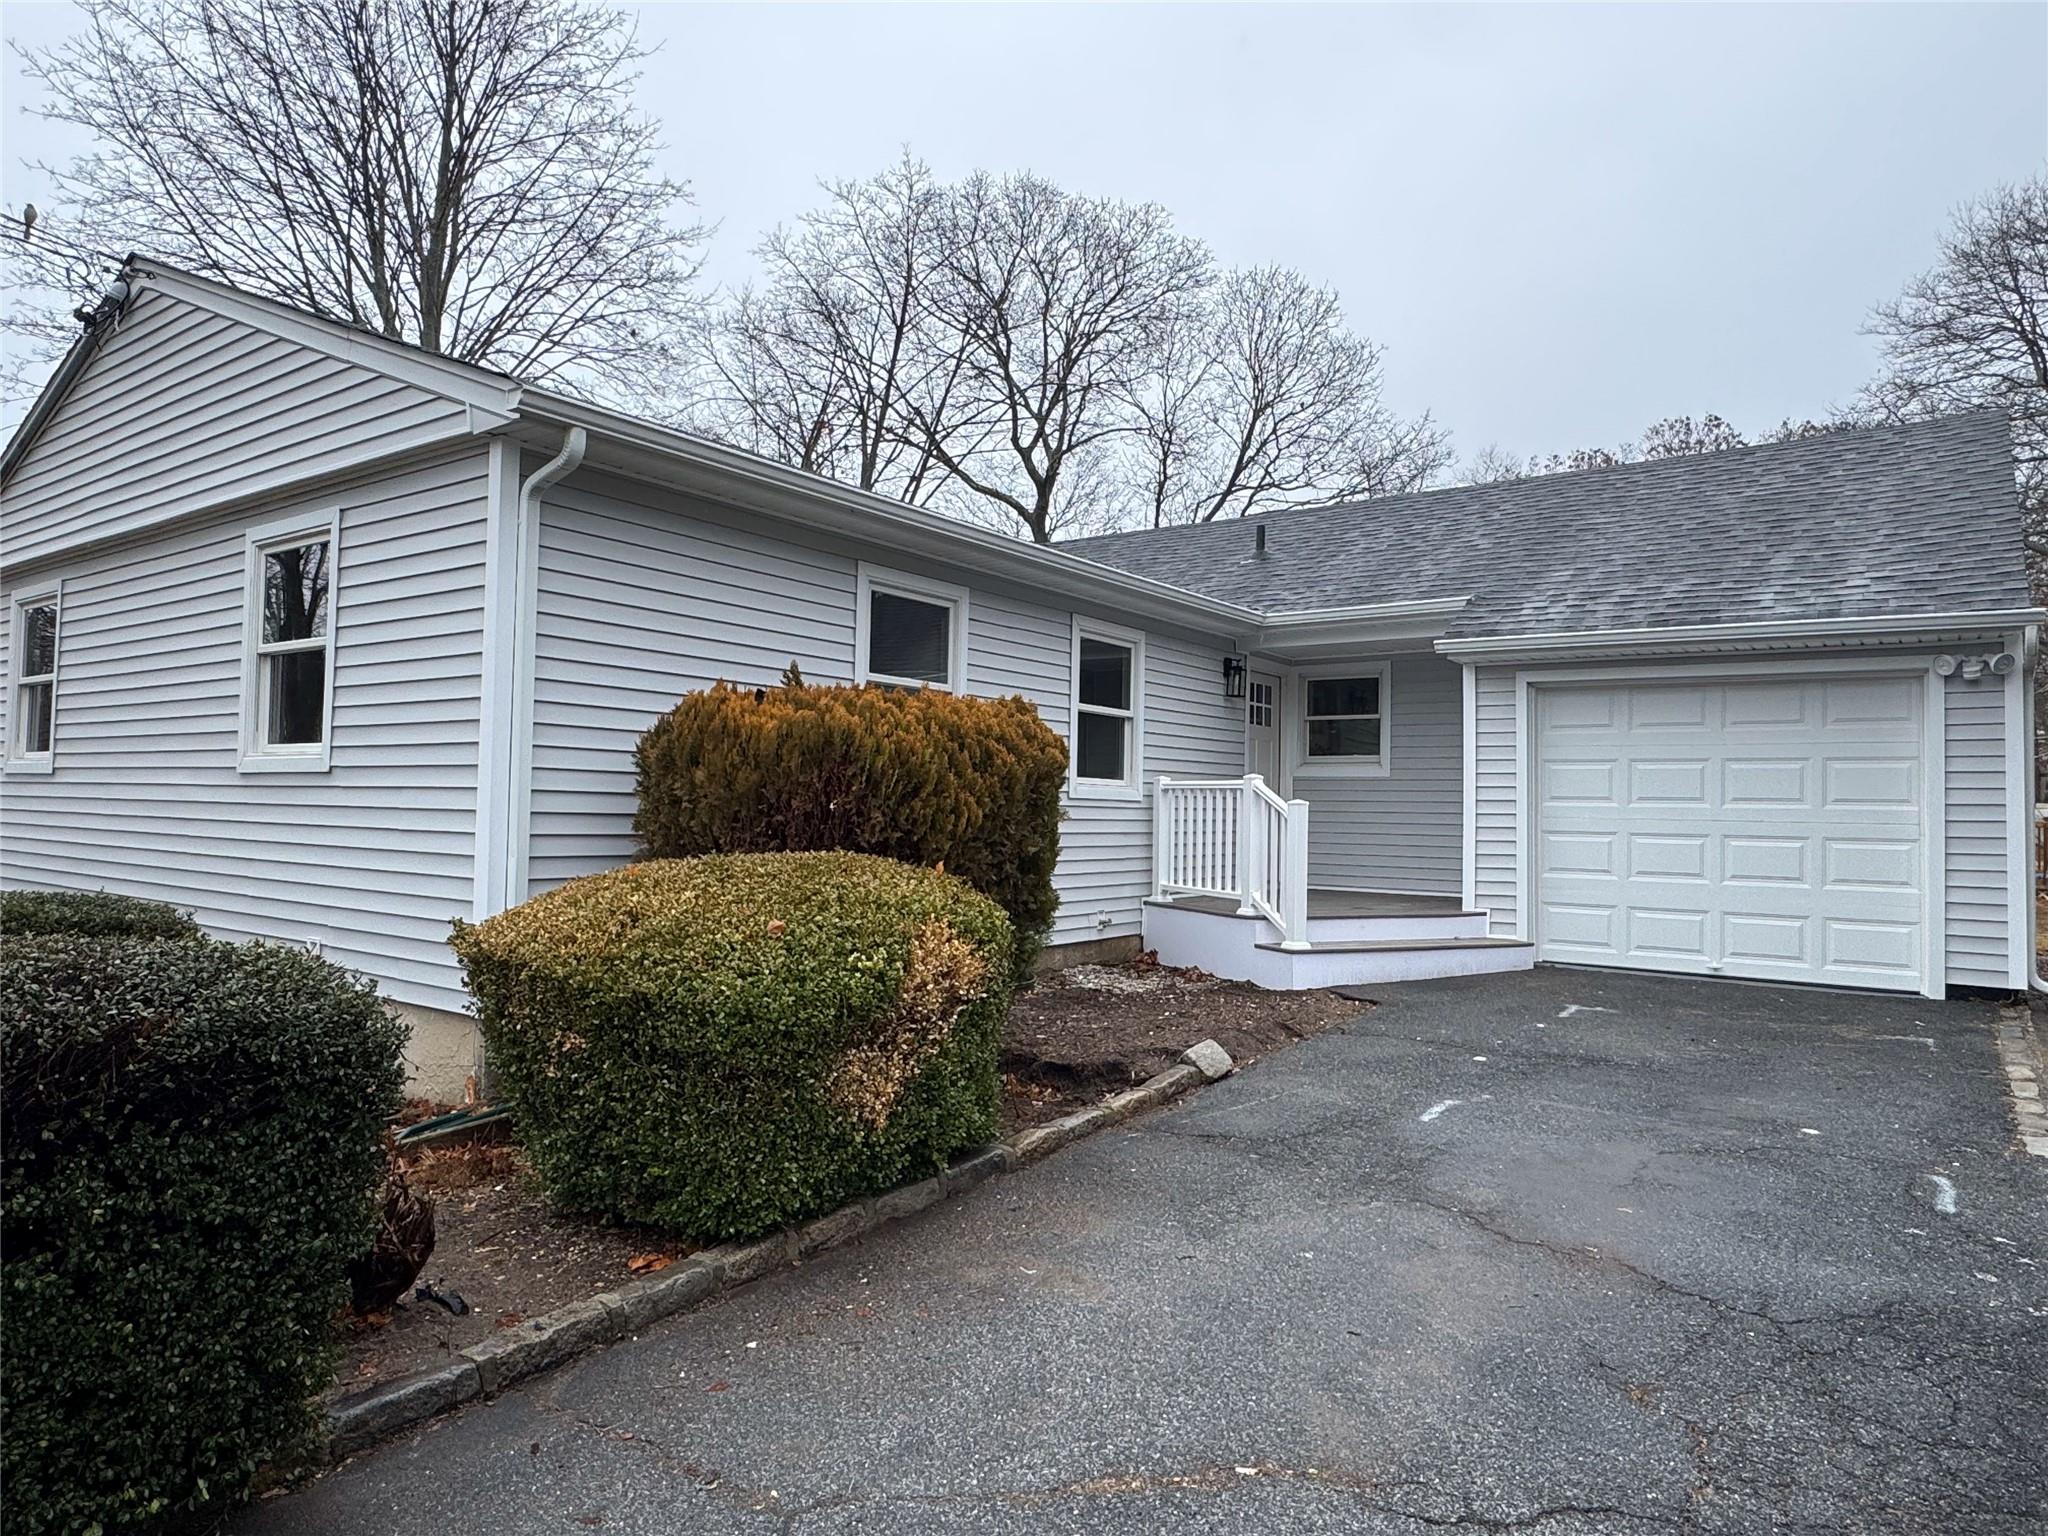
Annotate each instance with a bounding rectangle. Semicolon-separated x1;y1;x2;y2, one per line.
537;1401;1683;1534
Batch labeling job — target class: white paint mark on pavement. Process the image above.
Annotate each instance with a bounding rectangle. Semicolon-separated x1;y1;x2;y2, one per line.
1876;1034;1937;1052
1799;1127;1822;1136
1926;1174;1958;1214
1557;1004;1616;1019
1419;1099;1463;1122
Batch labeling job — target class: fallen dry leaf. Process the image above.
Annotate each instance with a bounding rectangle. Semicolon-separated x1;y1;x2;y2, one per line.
626;1253;673;1275
495;1311;524;1330
706;1380;730;1393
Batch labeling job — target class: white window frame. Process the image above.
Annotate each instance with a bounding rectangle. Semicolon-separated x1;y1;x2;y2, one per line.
5;579;63;774
239;511;341;774
1293;662;1391;778
1069;616;1145;802
854;563;968;692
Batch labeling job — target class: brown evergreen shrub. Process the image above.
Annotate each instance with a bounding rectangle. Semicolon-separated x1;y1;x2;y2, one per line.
633;669;1065;979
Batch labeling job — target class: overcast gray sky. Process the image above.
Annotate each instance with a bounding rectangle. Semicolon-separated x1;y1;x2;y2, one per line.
4;1;2044;461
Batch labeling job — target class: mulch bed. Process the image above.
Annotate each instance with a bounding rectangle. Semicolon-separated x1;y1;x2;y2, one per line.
331;956;1365;1398
332;1140;679;1397
998;954;1361;1131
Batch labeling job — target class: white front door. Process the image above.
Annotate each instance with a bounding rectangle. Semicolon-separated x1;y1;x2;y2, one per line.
1246;670;1282;785
1533;675;1927;992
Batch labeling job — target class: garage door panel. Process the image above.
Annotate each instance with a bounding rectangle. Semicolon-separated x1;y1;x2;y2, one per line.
1628;688;1710;730
1543;759;1619;804
1541;831;1620;877
1723;836;1808;885
1824;839;1917;890
1722;683;1809;728
1824;758;1917;808
1824;919;1920;975
1627;834;1709;881
1724;758;1810;807
1628;907;1710;958
1628;759;1710;805
1723;912;1810;966
1540;902;1619;953
1534;676;1925;992
1823;677;1919;725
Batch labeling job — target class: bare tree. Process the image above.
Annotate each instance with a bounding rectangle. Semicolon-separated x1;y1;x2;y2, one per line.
1463;413;1848;484
1861;173;2048;557
699;153;965;504
1125;265;1449;526
907;172;1214;542
9;0;707;411
702;160;1444;541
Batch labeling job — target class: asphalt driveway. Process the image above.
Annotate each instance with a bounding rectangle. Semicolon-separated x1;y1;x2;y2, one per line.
247;968;2046;1535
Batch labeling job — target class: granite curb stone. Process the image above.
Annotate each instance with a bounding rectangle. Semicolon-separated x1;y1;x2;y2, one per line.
322;1052;1211;1457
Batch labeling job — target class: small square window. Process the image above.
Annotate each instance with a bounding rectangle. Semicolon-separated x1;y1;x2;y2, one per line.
867;590;952;686
1302;671;1386;766
857;567;965;691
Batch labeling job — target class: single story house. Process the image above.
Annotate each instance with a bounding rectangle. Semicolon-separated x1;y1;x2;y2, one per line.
1;258;2036;1095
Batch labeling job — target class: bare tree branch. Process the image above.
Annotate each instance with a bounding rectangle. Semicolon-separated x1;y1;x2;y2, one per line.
5;0;708;414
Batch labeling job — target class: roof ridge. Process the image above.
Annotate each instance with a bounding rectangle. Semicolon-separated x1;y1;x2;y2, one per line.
1064;408;2009;551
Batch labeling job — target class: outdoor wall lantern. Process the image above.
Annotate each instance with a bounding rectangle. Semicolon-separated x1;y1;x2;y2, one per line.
1222;654;1248;699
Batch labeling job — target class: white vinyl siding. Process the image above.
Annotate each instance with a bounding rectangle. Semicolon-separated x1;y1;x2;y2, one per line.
0;287;477;569
1473;666;1521;934
0;452;491;1011
1944;666;2013;988
525;471;1244;948
1292;652;1463;896
1467;651;2021;991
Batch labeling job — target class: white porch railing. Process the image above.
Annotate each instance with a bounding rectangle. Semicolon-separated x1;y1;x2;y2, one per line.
1152;774;1311;950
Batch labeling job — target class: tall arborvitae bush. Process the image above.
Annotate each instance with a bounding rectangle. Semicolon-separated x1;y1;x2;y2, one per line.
633;670;1065;979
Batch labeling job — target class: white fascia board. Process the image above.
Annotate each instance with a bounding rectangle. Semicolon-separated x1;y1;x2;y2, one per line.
1434;609;2048;663
1247;596;1472;658
512;390;1266;635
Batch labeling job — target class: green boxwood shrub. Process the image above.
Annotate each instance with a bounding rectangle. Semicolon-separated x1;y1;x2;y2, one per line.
1;937;405;1536
451;852;1014;1238
633;670;1064;980
0;887;202;940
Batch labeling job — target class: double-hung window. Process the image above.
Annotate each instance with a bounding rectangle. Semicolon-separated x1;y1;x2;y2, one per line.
7;584;61;771
856;565;966;691
1299;667;1388;774
1070;619;1142;797
241;514;338;771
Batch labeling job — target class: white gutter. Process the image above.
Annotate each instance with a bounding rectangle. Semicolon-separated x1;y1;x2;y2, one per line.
512;389;1266;634
1435;608;2048;661
1259;596;1471;627
498;427;586;910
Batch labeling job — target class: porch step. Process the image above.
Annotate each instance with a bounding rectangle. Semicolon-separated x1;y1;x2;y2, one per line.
1144;896;1490;945
1256;937;1533;955
1144;898;1536;989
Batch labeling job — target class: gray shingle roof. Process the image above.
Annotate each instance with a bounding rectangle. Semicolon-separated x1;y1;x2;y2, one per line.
1064;412;2028;637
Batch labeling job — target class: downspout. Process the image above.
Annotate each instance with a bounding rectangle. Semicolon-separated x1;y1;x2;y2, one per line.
499;427;586;913
2026;624;2046;995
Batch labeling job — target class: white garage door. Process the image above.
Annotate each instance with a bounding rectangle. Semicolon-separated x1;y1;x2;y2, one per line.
1534;675;1926;991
